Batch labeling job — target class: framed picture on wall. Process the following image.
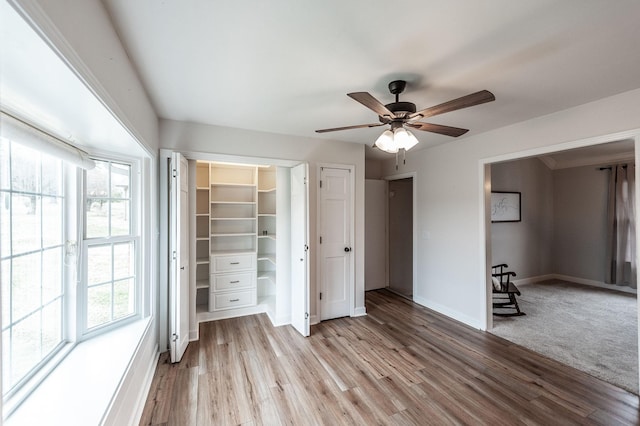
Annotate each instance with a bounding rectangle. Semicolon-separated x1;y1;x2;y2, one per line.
491;191;521;222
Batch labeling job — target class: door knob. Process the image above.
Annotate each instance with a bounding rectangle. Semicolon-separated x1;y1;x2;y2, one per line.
344;247;351;252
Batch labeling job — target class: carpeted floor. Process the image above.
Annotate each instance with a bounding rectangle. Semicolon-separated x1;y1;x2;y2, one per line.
491;279;638;394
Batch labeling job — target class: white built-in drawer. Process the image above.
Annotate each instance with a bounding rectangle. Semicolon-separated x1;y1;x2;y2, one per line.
212;290;255;310
212;272;255;292
211;253;256;273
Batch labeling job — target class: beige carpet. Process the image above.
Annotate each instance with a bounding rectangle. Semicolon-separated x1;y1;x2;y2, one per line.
491;279;638;394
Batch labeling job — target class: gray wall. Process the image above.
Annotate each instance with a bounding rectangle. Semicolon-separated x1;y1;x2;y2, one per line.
491;159;610;283
552;165;609;281
491;158;554;278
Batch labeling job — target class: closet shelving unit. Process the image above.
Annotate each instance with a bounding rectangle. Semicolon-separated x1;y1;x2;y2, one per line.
190;160;292;330
257;166;277;308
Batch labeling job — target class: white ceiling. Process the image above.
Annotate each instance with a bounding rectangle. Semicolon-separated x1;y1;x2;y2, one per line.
102;1;640;159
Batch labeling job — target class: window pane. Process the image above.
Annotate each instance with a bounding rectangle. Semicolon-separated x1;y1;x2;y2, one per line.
86;198;109;238
42;196;63;248
111;200;130;236
42;247;63;304
11;311;41;388
2;259;10;326
87;284;111;329
42;299;62;355
12;252;41;320
0;138;9;190
87;245;112;285
41;154;62;196
113;242;134;280
86;160;109;198
12;194;41;255
111;163;130;199
114;278;134;320
10;143;40;193
2;329;10;391
1;191;9;256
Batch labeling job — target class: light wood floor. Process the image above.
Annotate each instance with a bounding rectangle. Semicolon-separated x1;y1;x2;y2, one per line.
140;290;639;425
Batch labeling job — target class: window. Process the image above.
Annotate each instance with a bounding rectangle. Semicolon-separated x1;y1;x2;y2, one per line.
0;138;65;395
0;126;142;405
83;160;137;331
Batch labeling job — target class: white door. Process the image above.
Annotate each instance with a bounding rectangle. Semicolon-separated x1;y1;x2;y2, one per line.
169;152;190;363
319;166;352;320
291;163;310;336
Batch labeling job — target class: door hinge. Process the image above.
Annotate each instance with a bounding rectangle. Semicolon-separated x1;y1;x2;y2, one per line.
319;236;322;244
172;168;177;178
172;250;177;260
304;177;307;185
319;292;322;300
172;333;178;342
304;244;309;252
319;180;322;188
305;312;309;319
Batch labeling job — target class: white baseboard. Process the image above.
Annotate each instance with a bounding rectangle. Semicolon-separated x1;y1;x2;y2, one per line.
553;274;637;294
353;306;367;317
189;329;199;342
414;295;483;330
310;315;319;325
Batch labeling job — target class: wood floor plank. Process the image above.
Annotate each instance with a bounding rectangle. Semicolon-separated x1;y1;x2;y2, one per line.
141;290;639;425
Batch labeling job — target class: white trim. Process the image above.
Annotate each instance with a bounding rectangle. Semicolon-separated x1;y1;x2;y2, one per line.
353;307;367;317
383;172;418;303
101;319;157;426
414;296;483;330
316;163;356;321
309;315;319;325
516;274;638;295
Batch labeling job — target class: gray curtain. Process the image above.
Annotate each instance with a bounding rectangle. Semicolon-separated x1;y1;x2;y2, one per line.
605;164;636;288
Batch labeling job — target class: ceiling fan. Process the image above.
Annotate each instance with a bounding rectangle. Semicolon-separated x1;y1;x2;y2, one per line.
315;80;495;153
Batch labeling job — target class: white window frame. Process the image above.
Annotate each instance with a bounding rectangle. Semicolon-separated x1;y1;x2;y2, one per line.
80;156;141;337
0;140;70;401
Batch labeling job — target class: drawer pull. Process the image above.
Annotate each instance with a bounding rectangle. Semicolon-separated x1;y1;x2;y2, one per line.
230;280;240;283
230;262;240;265
229;298;240;302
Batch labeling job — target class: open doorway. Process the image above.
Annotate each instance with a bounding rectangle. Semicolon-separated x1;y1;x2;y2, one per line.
388;177;413;299
484;138;638;393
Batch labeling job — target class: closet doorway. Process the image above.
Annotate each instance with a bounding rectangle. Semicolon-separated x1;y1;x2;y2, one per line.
388;177;414;299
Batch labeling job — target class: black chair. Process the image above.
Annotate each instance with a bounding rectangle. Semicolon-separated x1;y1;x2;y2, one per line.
491;264;525;316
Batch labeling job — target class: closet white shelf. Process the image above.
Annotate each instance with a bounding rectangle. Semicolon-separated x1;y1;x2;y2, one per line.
211;217;256;221
211;201;256;205
196;280;210;289
257;271;276;283
196;257;209;265
258;213;276;217
211;232;256;237
210;249;257;256
195;213;209;217
257;253;276;264
211;183;256;188
258;187;276;193
196;186;210;190
196;237;209;241
258;234;276;240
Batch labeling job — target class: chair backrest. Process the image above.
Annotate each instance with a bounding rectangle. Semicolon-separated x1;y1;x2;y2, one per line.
491;263;515;292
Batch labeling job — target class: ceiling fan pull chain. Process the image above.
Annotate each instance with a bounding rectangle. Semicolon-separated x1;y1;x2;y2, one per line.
395;152;399;170
403;148;406;165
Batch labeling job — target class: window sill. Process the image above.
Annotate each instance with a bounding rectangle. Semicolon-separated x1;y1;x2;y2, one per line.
5;318;151;425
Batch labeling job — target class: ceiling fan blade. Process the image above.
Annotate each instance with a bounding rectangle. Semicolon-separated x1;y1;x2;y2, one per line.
406;122;469;137
347;92;396;118
315;123;385;133
409;90;495;120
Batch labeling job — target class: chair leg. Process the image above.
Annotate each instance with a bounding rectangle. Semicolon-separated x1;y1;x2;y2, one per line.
493;293;525;317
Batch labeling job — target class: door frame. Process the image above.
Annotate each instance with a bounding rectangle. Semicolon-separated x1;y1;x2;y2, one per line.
480;131;640;332
159;149;302;349
316;163;356;320
384;172;417;299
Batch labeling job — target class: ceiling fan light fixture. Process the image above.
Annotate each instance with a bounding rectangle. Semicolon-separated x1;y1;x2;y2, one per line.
374;129;397;153
393;127;419;151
